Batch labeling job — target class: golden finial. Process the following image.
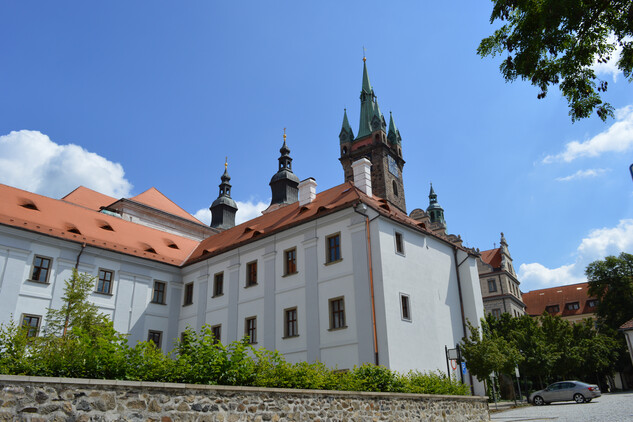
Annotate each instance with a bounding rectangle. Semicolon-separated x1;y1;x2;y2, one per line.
283;127;287;141
363;46;366;62
225;156;228;170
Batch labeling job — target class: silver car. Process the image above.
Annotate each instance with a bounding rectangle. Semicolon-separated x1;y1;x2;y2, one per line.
529;381;601;405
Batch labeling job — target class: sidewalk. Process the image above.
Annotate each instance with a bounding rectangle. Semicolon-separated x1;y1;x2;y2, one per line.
488;400;528;412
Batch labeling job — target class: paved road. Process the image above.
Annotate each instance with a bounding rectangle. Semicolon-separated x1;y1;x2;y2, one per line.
490;392;633;422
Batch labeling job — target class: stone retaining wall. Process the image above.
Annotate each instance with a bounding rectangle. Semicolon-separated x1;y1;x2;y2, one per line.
0;375;489;421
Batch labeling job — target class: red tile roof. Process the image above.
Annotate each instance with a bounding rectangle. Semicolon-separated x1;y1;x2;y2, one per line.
480;248;502;269
620;318;633;331
185;182;465;266
0;184;198;266
62;186;117;211
1;182;469;269
128;187;204;224
522;282;598;318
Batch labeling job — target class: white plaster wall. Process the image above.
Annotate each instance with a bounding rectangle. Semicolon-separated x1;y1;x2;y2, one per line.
375;218;467;375
0;228;181;351
179;209;362;370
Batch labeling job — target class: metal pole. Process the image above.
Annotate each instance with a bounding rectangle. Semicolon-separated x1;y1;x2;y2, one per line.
445;345;450;377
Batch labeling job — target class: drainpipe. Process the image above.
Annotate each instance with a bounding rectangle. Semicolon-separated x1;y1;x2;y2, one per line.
75;242;86;269
453;246;475;394
354;202;380;366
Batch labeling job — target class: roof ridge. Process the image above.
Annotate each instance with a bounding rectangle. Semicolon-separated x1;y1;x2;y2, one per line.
130;187;205;225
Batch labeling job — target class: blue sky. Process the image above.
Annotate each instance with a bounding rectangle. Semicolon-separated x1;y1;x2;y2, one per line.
1;1;632;292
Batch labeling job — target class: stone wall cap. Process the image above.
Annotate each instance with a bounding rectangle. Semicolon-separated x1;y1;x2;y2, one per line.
0;374;487;402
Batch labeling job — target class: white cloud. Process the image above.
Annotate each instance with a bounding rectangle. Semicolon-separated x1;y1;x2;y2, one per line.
543;105;633;163
193;199;269;226
193;208;211;225
519;219;633;290
593;36;624;82
0;130;132;198
555;168;608;182
235;199;269;224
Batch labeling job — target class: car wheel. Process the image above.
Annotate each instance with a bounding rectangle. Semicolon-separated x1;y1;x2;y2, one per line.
574;393;585;403
533;396;544;406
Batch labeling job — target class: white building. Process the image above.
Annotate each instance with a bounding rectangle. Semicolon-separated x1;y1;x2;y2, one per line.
0;61;485;394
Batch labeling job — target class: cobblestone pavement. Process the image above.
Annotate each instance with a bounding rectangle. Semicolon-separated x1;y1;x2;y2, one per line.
490;392;633;422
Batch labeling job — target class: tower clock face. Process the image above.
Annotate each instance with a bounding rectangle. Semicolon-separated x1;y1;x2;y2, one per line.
388;155;399;177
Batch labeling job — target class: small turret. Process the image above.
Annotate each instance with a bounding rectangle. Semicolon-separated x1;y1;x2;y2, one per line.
210;159;238;230
387;112;401;145
339;109;355;144
426;183;446;231
269;130;299;207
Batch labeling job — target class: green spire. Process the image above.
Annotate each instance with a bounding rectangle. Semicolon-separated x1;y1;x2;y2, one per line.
362;59;372;95
356;59;385;140
339;108;354;144
387;111;401;144
426;183;446;229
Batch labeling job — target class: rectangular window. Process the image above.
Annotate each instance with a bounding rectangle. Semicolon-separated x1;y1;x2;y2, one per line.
400;293;411;321
487;279;497;293
96;269;113;294
566;302;580;310
211;324;221;344
329;297;346;330
326;233;341;263
284;307;298;338
152;281;166;304
546;305;560;313
213;272;224;297
245;317;257;344
31;255;51;283
587;299;599;308
21;314;41;338
284;248;297;275
395;232;404;255
183;282;194;306
246;261;258;287
148;330;162;348
491;308;501;318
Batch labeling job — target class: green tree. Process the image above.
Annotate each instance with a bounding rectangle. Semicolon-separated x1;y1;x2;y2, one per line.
44;269;108;336
459;319;523;384
586;252;633;330
478;0;633;121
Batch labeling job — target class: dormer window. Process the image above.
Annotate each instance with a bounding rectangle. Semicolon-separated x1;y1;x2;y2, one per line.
19;200;39;211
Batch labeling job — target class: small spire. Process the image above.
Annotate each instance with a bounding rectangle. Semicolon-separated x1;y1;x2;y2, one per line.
222;157;230;181
387;111;401;144
339;109;355;144
210;160;238;230
280;128;290;155
426;183;446;229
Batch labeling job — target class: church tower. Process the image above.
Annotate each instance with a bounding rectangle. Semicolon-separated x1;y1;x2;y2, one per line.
210;160;238;230
339;58;406;212
269;130;299;206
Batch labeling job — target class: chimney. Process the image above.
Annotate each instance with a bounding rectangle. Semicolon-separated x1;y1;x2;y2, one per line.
298;178;317;206
352;158;372;196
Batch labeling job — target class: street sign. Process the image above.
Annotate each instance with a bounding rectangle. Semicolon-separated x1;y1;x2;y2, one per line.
447;348;459;360
461;362;467;374
515;366;520;378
